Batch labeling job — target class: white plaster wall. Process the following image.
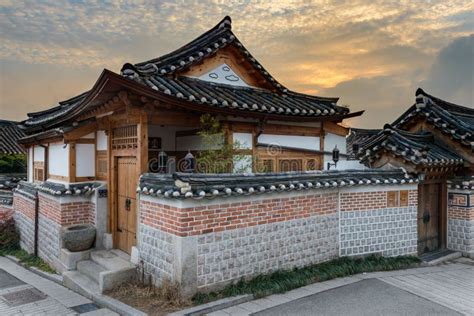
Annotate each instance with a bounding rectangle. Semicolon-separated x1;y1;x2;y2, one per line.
76;144;95;177
258;134;320;151
233;132;253;149
97;131;108;150
48;144;69;177
28;147;33;182
324;133;347;154
33;146;45;162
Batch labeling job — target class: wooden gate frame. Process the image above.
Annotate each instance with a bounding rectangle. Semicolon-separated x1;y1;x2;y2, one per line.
418;178;448;251
107;112;148;248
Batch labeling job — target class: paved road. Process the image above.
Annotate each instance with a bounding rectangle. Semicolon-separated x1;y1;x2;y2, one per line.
255;278;461;316
210;258;474;316
0;257;117;316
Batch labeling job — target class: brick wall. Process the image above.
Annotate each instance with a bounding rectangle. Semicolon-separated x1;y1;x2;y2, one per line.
0;204;13;223
13;194;36;254
140;193;337;237
138;185;418;291
39;194;93;226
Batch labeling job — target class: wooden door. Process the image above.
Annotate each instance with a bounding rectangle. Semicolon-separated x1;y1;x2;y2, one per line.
116;157;138;254
417;183;441;254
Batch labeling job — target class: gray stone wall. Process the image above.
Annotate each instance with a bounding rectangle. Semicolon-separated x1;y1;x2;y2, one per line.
37;215;62;267
13;211;35;254
138;223;175;283
340;206;418;257
448;219;474;254
196;214;339;288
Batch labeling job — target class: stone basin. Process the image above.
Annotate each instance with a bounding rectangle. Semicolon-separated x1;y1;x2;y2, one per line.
62;224;96;252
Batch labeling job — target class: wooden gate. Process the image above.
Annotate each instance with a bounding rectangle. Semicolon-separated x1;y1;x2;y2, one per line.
115;157;138;254
417;182;444;254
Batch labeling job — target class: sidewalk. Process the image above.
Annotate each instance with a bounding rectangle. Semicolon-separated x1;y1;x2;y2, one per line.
0;256;117;315
204;258;474;316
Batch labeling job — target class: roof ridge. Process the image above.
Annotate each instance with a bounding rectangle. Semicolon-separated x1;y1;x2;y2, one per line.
416;88;474;116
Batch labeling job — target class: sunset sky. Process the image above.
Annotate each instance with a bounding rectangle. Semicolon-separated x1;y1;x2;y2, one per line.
0;0;472;128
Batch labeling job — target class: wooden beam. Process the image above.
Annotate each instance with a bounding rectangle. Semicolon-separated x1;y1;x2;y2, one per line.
322;121;348;136
137;113;148;174
64;122;98;141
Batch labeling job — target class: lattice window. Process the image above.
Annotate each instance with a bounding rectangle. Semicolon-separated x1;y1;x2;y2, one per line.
279;159;302;172
96;150;108;180
112;125;137;150
33;162;45;182
387;191;399;207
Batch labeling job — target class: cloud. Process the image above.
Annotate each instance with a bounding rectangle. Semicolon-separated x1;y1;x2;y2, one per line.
421;34;473;106
0;0;473;121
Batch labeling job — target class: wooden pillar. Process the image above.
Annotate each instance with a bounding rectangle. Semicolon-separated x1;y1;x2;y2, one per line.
137;113;149;174
69;142;76;182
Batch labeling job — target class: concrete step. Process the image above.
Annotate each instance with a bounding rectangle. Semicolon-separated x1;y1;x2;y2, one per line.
77;260;107;282
63;270;100;299
91;250;135;271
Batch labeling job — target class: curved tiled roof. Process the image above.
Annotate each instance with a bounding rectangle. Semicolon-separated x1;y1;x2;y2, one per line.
120;16;348;118
359;125;464;168
18;17;358;135
0;120;26;154
347;128;381;156
137;168;417;199
393;88;473;148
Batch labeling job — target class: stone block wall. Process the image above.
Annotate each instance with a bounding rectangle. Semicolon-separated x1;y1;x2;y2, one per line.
13;194;36;253
137;184;417;293
447;190;474;255
13;190;97;271
340;189;418;257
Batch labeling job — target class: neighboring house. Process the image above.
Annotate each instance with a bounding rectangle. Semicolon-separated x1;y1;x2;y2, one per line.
0;119;26;155
0;120;26;222
355;88;474;255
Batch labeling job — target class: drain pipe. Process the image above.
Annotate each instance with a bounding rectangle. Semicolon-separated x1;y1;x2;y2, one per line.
34;143;48;257
33;190;39;256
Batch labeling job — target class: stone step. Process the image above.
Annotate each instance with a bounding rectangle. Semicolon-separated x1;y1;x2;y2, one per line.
63;271;100;299
91;250;135;272
77;260;107;282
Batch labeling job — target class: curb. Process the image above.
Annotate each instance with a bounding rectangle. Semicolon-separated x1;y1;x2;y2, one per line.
4;255;63;285
169;294;254;316
92;292;148;316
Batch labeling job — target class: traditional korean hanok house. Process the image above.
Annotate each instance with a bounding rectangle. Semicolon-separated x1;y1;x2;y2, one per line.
0;120;26;223
355;88;473;257
13;16;362;267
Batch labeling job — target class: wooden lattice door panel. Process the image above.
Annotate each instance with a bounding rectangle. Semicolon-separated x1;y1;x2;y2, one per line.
115;157;137;254
33;162;45;182
417;183;441;254
112;125;138;150
96;151;107;180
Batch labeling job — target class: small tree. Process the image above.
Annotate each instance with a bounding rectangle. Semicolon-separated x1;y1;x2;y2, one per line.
0;154;26;174
196;114;250;173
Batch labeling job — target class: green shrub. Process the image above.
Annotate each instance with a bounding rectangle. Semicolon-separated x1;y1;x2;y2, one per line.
0;218;19;252
192;255;421;304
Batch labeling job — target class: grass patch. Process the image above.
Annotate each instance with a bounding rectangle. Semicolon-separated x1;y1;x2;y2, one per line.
192;255;421;305
0;218;55;274
0;247;56;274
106;278;191;316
